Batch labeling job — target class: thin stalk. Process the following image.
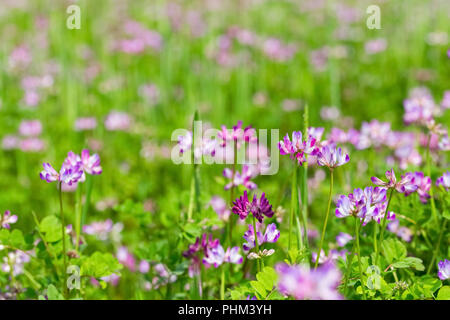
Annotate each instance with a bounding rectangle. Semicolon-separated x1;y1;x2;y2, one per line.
343;234;357;297
301;104;310;253
425;133;438;223
81;174;93;226
252;215;261;272
75;183;83;252
376;188;394;265
355;217;367;300
220;267;225;300
289;164;298;251
228;142;238;246
315;169;334;269
59;182;68;298
427;219;447;274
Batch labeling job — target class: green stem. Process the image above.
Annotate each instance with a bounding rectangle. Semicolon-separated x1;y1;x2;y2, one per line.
289;163;298;251
59;182;68;298
252;215;261;272
343;232;357;297
355;217;367;300
376;188;394;265
228;142;238;246
427;219;447;274
426;133;438;223
315;169;334;269
81;174;93;226
220;267;225;300
75;184;83;252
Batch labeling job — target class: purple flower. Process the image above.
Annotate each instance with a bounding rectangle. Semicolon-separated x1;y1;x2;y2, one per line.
371;169;418;194
441;91;450;110
278;131;319;165
316;144;349;169
223;165;257;190
117;246;136;272
438;259;450;280
436;171;450;191
104;111;132;131
19;120;42;137
232;191;275;223
139;260;150;274
39;163;60;183
218;121;257;148
242;223;280;252
336;232;353;247
387;219;412;242
75;117;97;131
407;172;431;203
81;149;102;175
403;88;437;125
202;245;243;267
1;211;18;229
275;262;342;300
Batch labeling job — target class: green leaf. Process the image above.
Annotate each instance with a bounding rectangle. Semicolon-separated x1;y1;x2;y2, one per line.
436;286;450;300
40;215;62;242
80;252;123;278
10;229;25;248
381;239;407;264
46;285;64;300
391;257;424;271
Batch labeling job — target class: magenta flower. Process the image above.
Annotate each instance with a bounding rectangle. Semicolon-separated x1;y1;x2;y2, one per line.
74;117;97;131
83;219;113;241
117;246;136;272
1;211;18;229
436;171;450;191
232;191;275;223
19;120;42;137
218;121;257;147
316;144;349;169
407;172;431;203
371;169;418;194
209;196;230;221
40;161;84;186
242;223;280;252
81;149;102;175
438;259;450;280
223;165;257;190
275;262;342;300
104;111;132;131
278;131;318;165
387;219;412;242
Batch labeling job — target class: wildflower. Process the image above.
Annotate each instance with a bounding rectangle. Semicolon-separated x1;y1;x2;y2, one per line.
387;219;413;242
202;245;243;267
371;169;418;194
232;191;275;223
139;260;150;274
209;196;230;221
218;121;257;147
117;246;136;272
312;249;347;264
247;249;275;259
1;250;31;276
278;131;318;165
40;161;84;186
403;88;438;125
1;211;18;229
223;165;257;190
19;120;42;137
81;149;102;175
336;232;353;247
104;111;132;131
83;219;114;241
407;172;431;203
242;223;280;252
437;259;450;280
441;91;450;109
275;262;342;300
436;171;450;191
316;144;349;169
75;117;97;131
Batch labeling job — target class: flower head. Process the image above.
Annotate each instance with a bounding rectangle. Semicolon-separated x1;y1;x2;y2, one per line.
371;169;418;194
242;222;280;252
436;171;450;191
438;259;450;280
232;191;275;223
275;262;342;300
223;165;257;190
81;149;102;175
316;145;349;169
1;211;18;229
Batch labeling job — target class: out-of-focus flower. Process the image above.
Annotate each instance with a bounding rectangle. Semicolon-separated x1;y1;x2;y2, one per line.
104;111;132;131
406;172;431;203
364;38;387;55
317;144;349;169
19;120;42;136
336;232;352;247
2;135;20;150
83;219;113;240
75;117;97;131
440;91;450;109
209;196;230;221
387;219;413;242
218;121;257;148
320;106;340;121
117;246;136;272
403;88;438;125
436;171;450;191
1;210;18;229
232;191;275;223
1;250;31;276
438;259;450;280
19;137;45;152
275;262;342;300
278;131;318;165
371;169;418;194
312;249;347;264
139;260;150;274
